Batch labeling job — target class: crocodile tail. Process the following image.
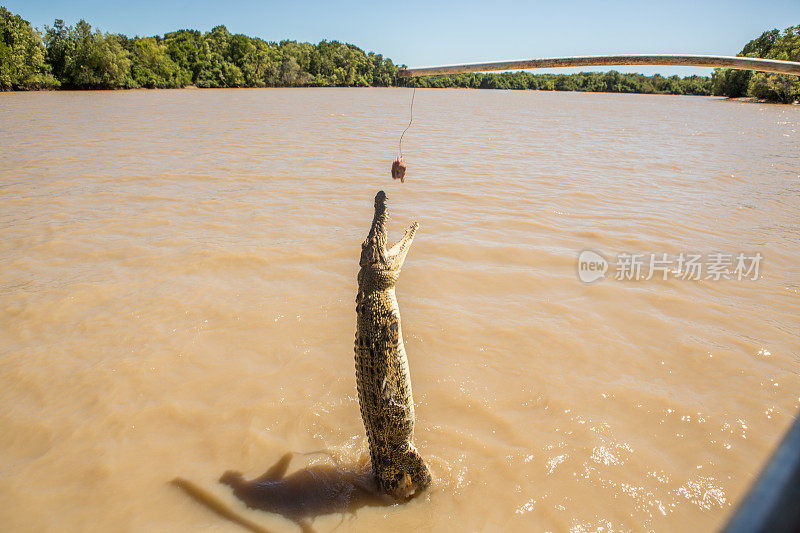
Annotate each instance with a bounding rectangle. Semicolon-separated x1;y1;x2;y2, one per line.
401;443;432;495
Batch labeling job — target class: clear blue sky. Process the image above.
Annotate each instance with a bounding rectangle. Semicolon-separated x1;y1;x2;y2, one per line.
4;0;799;76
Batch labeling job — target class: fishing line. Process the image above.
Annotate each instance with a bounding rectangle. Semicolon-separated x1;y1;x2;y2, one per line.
398;86;416;158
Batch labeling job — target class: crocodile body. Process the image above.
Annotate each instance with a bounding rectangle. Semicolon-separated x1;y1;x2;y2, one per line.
354;190;431;499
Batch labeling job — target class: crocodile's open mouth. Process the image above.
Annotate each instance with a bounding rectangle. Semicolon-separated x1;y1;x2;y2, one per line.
360;191;417;272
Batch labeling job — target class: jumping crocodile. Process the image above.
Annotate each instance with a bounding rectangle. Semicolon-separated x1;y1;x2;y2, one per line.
354;190;432;499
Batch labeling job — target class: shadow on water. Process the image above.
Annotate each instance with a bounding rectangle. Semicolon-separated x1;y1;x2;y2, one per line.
173;452;397;533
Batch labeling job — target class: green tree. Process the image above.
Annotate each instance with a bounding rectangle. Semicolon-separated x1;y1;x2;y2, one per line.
554;74;577;91
746;25;799;103
749;71;800;103
713;25;799;103
163;29;204;84
193;25;240;87
0;7;58;89
128;36;187;88
711;68;751;97
601;70;621;92
44;19;134;88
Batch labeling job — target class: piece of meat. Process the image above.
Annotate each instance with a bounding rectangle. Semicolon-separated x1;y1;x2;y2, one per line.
391;156;406;183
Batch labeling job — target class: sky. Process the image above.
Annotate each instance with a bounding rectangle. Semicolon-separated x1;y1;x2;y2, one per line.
4;0;799;76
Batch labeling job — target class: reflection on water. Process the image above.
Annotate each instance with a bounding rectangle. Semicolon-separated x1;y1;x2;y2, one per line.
0;88;799;532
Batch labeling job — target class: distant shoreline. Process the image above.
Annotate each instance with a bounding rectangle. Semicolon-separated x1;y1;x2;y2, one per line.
725;96;799;105
1;83;716;96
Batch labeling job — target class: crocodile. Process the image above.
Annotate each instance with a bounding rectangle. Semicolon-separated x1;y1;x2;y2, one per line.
354;190;432;499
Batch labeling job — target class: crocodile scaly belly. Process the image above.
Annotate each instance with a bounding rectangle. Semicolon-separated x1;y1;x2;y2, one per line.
355;290;428;497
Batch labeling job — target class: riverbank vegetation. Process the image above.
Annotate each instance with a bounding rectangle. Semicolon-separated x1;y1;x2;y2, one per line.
1;8;398;91
0;7;57;89
403;70;711;95
712;25;799;103
0;6;795;101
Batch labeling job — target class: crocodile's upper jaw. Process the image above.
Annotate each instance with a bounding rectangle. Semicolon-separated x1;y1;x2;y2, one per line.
360;190;417;274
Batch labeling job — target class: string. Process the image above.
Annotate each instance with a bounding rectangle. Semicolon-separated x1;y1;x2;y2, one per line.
398;86;416;158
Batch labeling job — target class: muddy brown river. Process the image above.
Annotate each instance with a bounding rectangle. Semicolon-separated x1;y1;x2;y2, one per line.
1;88;798;531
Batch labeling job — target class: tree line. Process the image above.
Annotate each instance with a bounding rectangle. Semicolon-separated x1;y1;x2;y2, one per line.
1;6;796;101
0;8;398;90
712;25;799;103
403;70;712;95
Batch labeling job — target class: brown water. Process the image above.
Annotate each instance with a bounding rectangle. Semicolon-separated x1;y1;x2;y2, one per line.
1;88;798;532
